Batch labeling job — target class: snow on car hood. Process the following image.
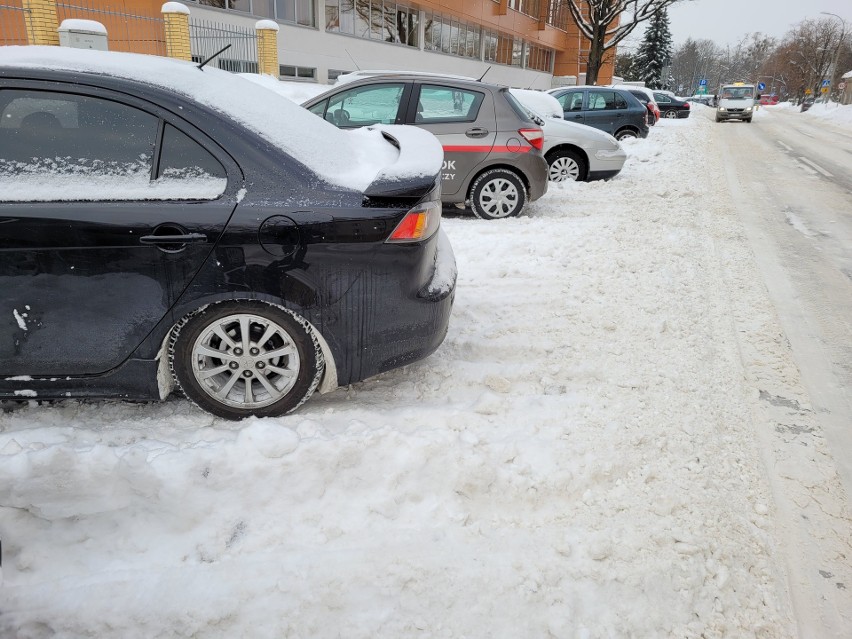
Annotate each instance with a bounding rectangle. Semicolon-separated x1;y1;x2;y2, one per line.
0;47;440;192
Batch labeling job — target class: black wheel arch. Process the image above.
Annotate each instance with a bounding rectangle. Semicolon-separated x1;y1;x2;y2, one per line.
544;144;590;179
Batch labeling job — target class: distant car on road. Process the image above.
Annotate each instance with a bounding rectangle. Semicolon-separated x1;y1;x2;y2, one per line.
0;47;456;420
302;72;548;220
548;86;650;140
715;83;756;123
652;92;691;119
800;96;815;112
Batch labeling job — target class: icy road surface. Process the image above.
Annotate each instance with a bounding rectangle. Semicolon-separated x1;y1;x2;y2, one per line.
2;110;851;638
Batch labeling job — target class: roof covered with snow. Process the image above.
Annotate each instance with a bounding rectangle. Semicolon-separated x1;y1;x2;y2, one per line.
0;47;441;191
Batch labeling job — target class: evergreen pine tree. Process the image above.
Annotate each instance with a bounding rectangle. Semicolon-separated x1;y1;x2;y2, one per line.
636;10;674;90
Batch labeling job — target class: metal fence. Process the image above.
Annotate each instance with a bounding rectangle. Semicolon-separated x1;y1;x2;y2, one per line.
190;19;258;74
0;3;34;46
56;0;166;55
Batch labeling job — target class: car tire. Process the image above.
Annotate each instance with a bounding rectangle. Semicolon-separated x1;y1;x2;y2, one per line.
469;168;528;220
615;128;638;141
170;302;323;420
546;149;587;182
745;118;752;123
665;110;678;119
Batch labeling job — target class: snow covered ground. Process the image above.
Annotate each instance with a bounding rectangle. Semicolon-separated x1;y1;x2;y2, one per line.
1;113;849;637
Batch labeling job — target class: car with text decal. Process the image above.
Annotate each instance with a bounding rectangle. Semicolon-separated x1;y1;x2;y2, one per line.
303;72;548;220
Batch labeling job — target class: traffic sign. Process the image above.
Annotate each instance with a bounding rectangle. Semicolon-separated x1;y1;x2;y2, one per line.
758;82;766;91
821;87;829;93
821;79;830;87
805;89;813;95
699;79;707;86
839;81;847;90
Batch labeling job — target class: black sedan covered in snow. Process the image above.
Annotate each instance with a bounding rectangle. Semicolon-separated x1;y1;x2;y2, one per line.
0;47;456;420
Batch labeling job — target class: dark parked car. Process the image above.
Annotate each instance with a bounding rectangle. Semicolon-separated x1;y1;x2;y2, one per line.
652;92;691;119
613;85;660;125
0;47;456;420
303;72;548;220
548;86;650;140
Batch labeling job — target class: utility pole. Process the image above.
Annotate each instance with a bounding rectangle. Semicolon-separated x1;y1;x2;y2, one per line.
821;12;847;103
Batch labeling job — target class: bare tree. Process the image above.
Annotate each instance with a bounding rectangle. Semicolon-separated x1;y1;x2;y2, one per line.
557;0;693;85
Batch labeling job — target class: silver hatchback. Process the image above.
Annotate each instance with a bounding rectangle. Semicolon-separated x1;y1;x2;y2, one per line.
303;73;548;220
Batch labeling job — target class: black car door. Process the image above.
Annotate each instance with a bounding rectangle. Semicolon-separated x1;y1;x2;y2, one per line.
0;81;238;376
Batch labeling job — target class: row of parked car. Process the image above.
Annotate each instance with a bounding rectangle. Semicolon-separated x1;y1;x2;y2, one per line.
301;74;689;222
0;46;683;420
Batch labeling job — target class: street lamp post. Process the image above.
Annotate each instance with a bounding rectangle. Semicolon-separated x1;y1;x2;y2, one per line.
821;11;848;103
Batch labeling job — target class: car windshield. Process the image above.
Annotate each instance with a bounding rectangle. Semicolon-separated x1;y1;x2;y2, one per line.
720;87;754;100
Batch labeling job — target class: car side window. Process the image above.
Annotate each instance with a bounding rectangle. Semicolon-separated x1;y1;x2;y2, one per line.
325;83;405;128
0;89;158;201
614;93;628;109
157;123;227;198
0;89;228;202
589;91;614;110
307;99;327;117
557;92;584;111
414;85;484;123
655;94;671;103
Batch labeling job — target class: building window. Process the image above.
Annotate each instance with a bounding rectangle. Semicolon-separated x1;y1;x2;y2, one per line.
508;0;541;19
424;11;480;59
525;43;554;72
280;65;317;79
191;0;315;27
325;1;418;47
547;0;570;31
483;29;522;67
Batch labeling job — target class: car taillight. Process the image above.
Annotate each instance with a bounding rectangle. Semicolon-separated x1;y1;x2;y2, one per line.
685;102;690;108
386;200;442;243
518;128;544;150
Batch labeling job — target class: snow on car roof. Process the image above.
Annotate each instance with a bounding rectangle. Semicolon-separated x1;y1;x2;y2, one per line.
0;47;440;192
509;89;563;119
611;85;657;103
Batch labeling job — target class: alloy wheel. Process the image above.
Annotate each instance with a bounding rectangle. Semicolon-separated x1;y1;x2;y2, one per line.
190;313;301;410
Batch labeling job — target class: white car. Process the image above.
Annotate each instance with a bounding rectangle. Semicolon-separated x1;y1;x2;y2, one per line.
511;89;627;182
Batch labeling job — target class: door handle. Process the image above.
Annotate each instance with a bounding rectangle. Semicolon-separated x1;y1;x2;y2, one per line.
465;127;489;138
140;233;207;245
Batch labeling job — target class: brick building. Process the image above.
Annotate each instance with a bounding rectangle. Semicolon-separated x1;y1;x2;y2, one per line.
2;0;616;87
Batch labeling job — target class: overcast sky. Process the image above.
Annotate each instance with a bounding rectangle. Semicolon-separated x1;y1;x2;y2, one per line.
632;0;852;49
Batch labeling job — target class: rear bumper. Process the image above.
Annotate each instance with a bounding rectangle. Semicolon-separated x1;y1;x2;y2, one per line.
332;228;456;385
524;153;549;201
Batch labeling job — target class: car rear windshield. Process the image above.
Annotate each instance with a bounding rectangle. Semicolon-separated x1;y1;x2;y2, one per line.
502;90;535;124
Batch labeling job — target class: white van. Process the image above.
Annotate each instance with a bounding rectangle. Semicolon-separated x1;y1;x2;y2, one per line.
716;83;755;123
